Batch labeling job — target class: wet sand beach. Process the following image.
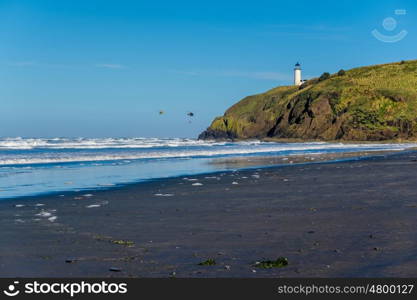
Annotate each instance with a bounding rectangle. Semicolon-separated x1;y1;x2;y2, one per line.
1;151;417;277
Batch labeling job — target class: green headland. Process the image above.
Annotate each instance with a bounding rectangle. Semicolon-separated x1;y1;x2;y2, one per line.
199;60;417;141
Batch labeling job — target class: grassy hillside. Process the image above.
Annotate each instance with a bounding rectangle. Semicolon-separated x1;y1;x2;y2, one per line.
199;60;417;141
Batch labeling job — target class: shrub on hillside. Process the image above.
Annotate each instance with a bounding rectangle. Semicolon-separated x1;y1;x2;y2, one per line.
319;72;330;81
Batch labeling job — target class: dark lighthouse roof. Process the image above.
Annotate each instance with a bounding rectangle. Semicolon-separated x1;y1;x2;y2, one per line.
294;62;301;69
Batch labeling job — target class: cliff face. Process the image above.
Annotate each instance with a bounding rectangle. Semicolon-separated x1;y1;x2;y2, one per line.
199;60;417;141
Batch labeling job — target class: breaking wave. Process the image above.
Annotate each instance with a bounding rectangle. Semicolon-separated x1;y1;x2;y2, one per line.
0;137;416;166
1;137;416;198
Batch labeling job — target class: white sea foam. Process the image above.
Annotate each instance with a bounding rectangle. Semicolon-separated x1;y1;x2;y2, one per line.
0;138;415;166
36;211;52;217
1;137;417;199
86;204;101;208
0;137;229;150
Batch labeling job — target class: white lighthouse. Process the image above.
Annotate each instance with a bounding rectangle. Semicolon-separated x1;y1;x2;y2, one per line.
294;62;302;86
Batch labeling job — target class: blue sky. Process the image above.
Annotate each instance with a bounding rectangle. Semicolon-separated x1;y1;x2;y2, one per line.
1;0;416;138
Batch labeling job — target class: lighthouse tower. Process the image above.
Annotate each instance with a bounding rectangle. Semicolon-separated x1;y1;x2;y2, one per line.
294;62;302;86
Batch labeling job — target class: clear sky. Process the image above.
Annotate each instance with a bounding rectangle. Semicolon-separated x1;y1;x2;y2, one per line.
1;0;416;138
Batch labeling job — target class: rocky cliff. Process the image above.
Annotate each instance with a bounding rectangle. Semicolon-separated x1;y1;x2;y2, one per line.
199;60;417;141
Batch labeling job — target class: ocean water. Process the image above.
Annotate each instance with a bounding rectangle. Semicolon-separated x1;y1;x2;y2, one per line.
0;137;416;199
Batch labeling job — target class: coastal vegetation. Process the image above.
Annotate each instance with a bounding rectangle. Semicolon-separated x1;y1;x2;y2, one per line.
199;60;417;141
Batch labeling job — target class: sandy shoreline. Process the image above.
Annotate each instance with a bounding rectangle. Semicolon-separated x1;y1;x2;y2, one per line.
1;150;417;277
